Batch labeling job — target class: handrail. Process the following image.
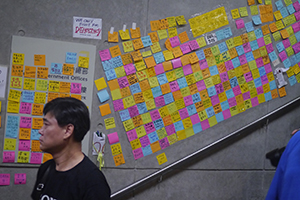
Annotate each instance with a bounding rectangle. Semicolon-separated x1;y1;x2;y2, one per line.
111;96;300;200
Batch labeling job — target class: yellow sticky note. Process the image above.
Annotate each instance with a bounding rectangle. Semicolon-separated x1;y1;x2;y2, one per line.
105;117;116;129
163;50;174;61
12;53;24;65
274;11;283;21
4;138;16;150
239;7;248;17
94;77;107;91
157;29;168;40
142;50;152;57
34;92;47;104
157;153;168;165
175;15;187;25
168;27;178;38
34;55;46;66
151;42;162;54
167;16;177;27
10;77;22;89
122;41;134;53
123;118;135;131
231;9;241;19
8;89;22;102
111;143;122;156
99;104;111;116
250;5;259;15
119;29;130;40
78;56;89;68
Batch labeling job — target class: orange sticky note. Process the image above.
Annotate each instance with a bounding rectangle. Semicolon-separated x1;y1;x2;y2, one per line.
31;140;42;152
113;153;125;166
159;18;169;30
11;65;24;77
132;38;144;50
261;24;270;35
109;45;122;58
121;53;133;65
144;56;156;68
99;104;111;116
32;118;43;129
269;23;278;33
108;31;119;43
34;55;46;66
280;29;289;39
130;27;141;39
43;153;53;163
59;82;71;93
62;64;74;76
178;31;189;43
248;0;255;5
37;67;49;79
148;32;159;43
71;94;81;100
278;87;287;97
131;50;143;62
24;66;36;78
150;141;161;153
165;39;173;51
107;79;120;91
19;128;31;140
150;20;160;31
32;104;44;116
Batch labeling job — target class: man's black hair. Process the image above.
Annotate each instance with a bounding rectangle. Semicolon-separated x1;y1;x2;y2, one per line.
43;97;90;142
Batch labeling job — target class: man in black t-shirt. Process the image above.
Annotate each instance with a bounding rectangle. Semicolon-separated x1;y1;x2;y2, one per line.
31;97;111;200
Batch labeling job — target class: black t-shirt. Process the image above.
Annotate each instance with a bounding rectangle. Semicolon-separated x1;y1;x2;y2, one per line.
31;155;111;200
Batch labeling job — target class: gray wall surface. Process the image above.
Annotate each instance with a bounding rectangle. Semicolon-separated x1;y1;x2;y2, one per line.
1;0;300;199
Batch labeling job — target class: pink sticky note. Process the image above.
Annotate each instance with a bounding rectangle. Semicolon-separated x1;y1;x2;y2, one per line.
256;57;264;68
113;99;124;111
128;105;139;118
154;63;164;75
225;60;234;71
243;43;251;53
3;151;15;163
199;59;209;70
171;58;182;68
107;132;119;144
282;39;291;48
30;152;42;164
99;49;111;61
118;77;129;89
169;36;180;47
127;129;138;142
133;148;144;160
244;72;253;82
190;114;200;124
140;135;150;147
210;95;220;106
150;110;161;121
251;97;259;107
189;40;200;50
201;119;210;130
261;75;269;85
169;81;180;92
19;102;32;114
256;86;264;95
293;43;300;54
222;109;231;120
236;19;245;29
0;174;10;185
257;38;265;48
294;1;300;11
155;96;165;107
14;173;26;185
278;51;287;62
292;22;300;32
20;116;32;128
215;83;224;94
239;54;247;65
266;43;274;53
295;11;300;21
179;108;189;119
196;80;206;91
220;72;229;82
159;138;170;149
232;86;242;96
243;91;251;100
228;97;237;107
124;63;136;75
184;95;193;106
165;124;176;136
180;43;191;54
70;82;82;94
144;122;156;134
264;64;272;74
183;64;193;75
18;140;30;151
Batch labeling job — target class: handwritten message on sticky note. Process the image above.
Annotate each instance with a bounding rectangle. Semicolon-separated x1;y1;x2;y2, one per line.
2;151;15;163
34;55;46;66
14;173;26;185
105;117;116;129
156;152;168;165
0;174;10;185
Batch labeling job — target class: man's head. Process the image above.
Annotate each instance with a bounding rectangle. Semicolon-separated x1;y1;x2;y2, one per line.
42;97;90;142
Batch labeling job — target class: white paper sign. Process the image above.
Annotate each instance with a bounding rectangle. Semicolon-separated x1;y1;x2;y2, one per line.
73;16;102;39
0;66;8;98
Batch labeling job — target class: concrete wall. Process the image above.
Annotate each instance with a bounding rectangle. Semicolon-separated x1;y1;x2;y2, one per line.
1;0;300;199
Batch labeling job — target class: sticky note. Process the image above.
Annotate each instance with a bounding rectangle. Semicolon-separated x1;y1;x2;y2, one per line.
94;77;107;91
156;152;168;165
107;132;119;144
252;15;262;25
14;173;26;185
231;9;241;19
0;174;10;185
97;89;110;103
111;143;122;156
250;5;259;15
2;151;15;163
34;55;46;66
239;7;249;17
105;117;116;129
113;154;125;166
108;31;119;43
236;19;245;29
119;29;130;40
12;53;24;65
99;104;111;116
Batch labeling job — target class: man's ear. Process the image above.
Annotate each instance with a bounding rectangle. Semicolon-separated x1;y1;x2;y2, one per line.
64;124;74;139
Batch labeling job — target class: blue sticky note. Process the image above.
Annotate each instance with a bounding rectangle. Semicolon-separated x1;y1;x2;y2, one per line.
289;76;297;86
259;67;266;76
287;4;296;14
31;129;40;140
296;52;300;63
264;92;272;102
245;22;254;32
111;56;123;68
153;119;164;130
97;89;110;103
22;91;35;103
232;57;241;68
66;52;77;64
174;120;184;132
102;60;113;71
207;86;217;97
105;69;117;81
252;15;262;25
157;73;168;85
164;93;174;105
235;45;245;56
119;109;131;121
192;93;201;103
290;55;297;66
229;77;238;88
295;31;300;41
187;104;197;116
5;115;19;138
276;42;285;53
275;0;284;10
254;29;263;39
205;107;215;118
218;42;228;53
151;86;162;98
148;131;159;143
215;29;225;41
280;7;289;18
254;78;262;87
221;100;230;110
177;77;188;89
137;102;148;114
50;63;62;74
225;89;235;99
130;83;141;94
250;40;259;51
283;58;291;68
246;52;255;62
215;112;224;123
142;145;152;156
269;51;278;62
141;36;153;47
153;52;165;64
209;65;219;76
193;123;202;134
196;49;206;60
269;80;277;90
223;27;233;38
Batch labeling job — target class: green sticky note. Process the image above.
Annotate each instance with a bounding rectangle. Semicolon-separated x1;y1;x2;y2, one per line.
284;0;293;6
289;35;297;46
272;31;281;42
265;0;272;5
211;45;220;56
250;5;258;15
247;31;256;42
239;7;248;17
286;46;294;57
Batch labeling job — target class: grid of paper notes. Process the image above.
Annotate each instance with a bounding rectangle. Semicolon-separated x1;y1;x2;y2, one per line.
100;1;300;161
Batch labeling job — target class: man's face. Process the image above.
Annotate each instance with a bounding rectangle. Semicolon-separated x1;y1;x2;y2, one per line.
38;112;66;154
